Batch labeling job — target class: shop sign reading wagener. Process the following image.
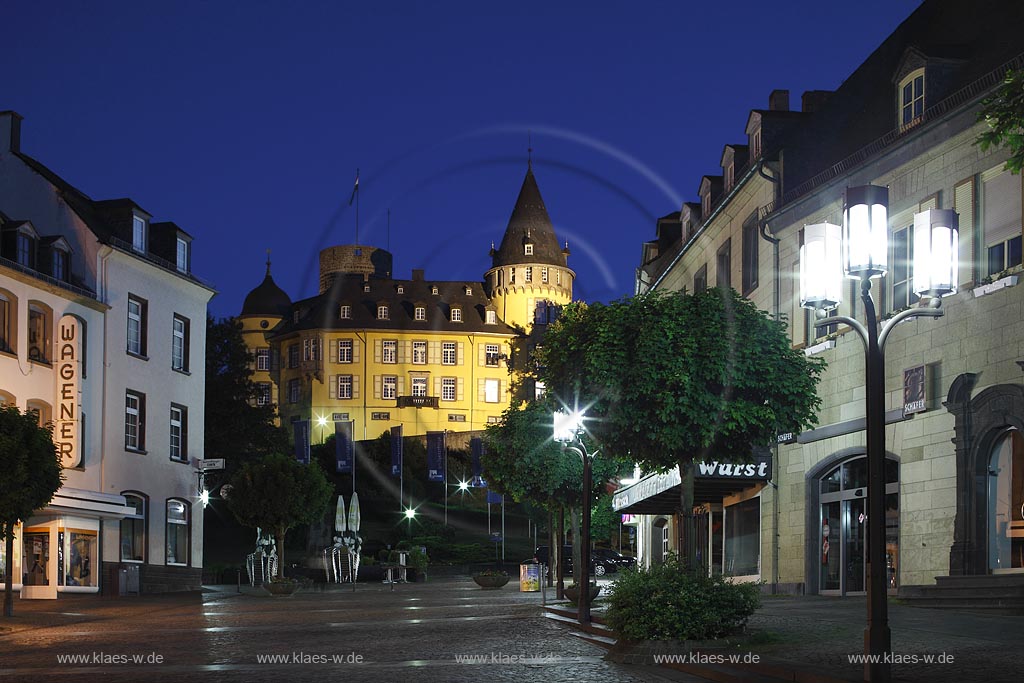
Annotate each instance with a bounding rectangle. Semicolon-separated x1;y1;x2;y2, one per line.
54;314;82;468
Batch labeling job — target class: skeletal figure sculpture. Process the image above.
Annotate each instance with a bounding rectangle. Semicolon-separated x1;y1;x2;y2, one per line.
246;527;278;585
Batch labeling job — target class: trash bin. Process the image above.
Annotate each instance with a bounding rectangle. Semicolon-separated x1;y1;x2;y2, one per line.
118;568;128;596
519;561;541;592
124;564;140;595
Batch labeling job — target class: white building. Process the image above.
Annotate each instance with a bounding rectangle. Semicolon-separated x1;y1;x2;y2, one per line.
0;111;214;596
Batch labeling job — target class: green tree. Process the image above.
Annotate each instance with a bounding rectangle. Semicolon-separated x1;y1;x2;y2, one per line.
225;454;333;577
976;68;1024;174
0;407;64;617
539;289;823;569
205;316;289;484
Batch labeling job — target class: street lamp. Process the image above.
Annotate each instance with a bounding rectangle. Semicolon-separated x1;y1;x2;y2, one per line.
800;186;957;683
553;408;599;625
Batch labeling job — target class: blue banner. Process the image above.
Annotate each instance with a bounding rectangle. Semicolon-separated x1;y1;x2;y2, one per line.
294;420;310;465
335;420;354;473
470;437;486;487
486;489;503;504
390;425;403;478
426;431;445;482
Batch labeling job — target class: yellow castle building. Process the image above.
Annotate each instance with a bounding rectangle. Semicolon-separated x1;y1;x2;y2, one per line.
239;164;574;441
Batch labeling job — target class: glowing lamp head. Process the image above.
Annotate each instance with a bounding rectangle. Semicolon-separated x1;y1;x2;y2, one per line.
843;185;889;280
316;415;329;428
800;222;843;310
404;508;416;520
200;489;210;507
458;480;470;492
913;208;959;297
553;409;584;442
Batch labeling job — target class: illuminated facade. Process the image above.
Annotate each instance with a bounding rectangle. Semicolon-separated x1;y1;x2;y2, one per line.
240;165;574;441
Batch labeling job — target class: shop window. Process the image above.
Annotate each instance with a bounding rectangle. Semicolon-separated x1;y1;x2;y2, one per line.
166;499;189;566
64;529;97;587
724;497;760;576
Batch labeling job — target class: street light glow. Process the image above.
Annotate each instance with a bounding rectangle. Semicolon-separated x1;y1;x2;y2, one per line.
200;489;210;507
316;415;329;428
458;480;469;492
553;409;585;442
404;508;416;519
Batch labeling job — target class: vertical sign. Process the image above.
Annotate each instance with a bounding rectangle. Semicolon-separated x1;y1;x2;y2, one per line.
903;365;926;415
335;420;354;473
390;425;403;478
426;431;445;482
486;489;503;504
470;437;486;487
55;315;81;468
294;420;310;464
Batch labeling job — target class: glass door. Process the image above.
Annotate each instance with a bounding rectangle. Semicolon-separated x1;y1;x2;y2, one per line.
844;498;866;594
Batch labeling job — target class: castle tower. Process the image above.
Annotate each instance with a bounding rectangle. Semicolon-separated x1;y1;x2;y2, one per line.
239;255;293;412
485;165;573;330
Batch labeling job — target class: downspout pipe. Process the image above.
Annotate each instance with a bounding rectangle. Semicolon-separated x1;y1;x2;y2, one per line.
757;158;783;594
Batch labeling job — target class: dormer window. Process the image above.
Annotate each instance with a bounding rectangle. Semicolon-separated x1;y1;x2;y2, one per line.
363;283;371;292
450;307;462;323
899;68;925;130
15;231;35;268
485;310;496;324
175;236;190;274
465;286;472;296
397;285;404;294
431;285;439;295
525;243;534;256
339;305;352;319
132;215;147;253
377;304;389;320
724;163;734;192
414;306;426;321
751;129;761;159
702;191;711;218
51;247;69;282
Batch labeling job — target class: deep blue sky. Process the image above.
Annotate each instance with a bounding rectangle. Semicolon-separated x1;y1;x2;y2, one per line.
6;0;921;317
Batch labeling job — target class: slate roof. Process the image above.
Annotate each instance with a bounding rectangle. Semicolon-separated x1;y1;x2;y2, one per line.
490;166;566;269
241;264;293;318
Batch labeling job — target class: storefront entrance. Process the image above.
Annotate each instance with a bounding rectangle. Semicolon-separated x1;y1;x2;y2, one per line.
21;526;57;599
818;456;899;595
988;428;1024;572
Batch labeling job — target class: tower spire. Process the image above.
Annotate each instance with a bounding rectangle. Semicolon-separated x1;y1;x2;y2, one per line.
266;248;272;276
527;130;533;169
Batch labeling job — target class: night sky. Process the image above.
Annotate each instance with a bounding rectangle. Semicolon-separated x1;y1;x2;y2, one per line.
5;0;921;318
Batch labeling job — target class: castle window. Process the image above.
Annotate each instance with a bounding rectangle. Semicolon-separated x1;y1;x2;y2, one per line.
525;267;533;283
377;304;389;320
485;310;496;325
541;267;548;283
525;243;533;256
450;307;462;323
340;305;351;319
414;306;426;321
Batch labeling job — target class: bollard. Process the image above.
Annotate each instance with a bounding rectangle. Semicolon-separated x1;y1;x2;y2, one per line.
237;569;241;593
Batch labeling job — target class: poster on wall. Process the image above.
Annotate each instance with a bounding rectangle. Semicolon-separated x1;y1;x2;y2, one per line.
903;365;926;415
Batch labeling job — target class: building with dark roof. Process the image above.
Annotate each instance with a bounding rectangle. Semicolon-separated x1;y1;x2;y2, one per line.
240;164;574;440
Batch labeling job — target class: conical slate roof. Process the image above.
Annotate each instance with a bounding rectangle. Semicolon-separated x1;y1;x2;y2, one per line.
241;263;292;317
491;167;565;268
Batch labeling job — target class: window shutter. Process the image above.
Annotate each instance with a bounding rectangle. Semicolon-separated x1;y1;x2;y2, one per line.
329;375;337;398
918;195;937;212
329;340;338;364
500;380;507;401
478;343;486;366
457;377;464;401
954;178;975;287
429;341;440;365
502;343;510;360
982;168;1022;246
352;375;360;399
457;342;464;365
374;339;382;363
397;341;405;364
402;340;411;363
434;377;442;397
478;378;486;402
352;339;360;363
374;375;381;400
398;376;405;396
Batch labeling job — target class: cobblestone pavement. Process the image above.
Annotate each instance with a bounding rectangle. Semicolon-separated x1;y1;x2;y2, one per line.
0;579;698;683
743;596;1024;683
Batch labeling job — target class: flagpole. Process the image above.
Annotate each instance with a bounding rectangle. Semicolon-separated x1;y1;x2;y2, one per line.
355;168;360;245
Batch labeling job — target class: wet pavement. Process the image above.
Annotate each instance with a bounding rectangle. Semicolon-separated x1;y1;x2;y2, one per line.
0;578;698;683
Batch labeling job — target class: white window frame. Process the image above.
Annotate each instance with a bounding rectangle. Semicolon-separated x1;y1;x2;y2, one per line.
412;340;427;364
451;308;462;322
176;237;190;273
525;266;533;283
256;347;270;371
132;215;147;253
485;310;496;324
541;267;548;283
382;340;397;364
411;376;427;397
169;405;186;462
377;304;389;320
338;339;353;363
340;305;352;319
172;315;188;372
898;69;925;130
256;382;271;406
127;297;145;356
485;378;500;403
414;306;426;321
525;243;534;256
337;375;353;399
125;391;144;451
485;343;500;367
441;377;456;402
442;341;457;365
382;375;397;400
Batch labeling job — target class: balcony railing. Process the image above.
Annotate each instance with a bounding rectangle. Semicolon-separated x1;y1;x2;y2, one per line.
397;395;439;409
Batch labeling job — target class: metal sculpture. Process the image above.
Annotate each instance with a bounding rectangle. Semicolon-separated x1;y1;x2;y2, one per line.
322;494;362;584
246;527;278;585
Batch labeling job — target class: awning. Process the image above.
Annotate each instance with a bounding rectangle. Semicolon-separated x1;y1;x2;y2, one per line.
612;452;772;515
36;486;132;519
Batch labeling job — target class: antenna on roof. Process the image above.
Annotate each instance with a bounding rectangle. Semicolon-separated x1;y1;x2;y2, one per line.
266;248;272;276
527;130;533;169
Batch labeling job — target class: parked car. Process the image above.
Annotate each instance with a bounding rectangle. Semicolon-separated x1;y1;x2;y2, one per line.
534;545;619;577
592;547;636;571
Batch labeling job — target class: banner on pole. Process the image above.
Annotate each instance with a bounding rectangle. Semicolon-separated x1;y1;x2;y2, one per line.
294;420;310;465
470;436;486;487
390;425;403;478
486;489;503;504
426;431;446;482
335;420;354;473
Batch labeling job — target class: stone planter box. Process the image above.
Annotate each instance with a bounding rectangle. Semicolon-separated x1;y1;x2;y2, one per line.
472;574;510;589
263;581;300;596
564;583;600;604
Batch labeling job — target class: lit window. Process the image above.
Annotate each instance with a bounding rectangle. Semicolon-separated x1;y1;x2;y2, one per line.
441;377;456;401
411;376;427;397
337;375;353;399
169;405;187;462
899;70;925;129
412;341;427;364
485;378;500;403
382;340;397;364
451;308;462;322
132;216;147;253
165;500;189;566
125;390;145;451
485;310;496;324
535;380;546;400
127;296;146;356
525;243;534;256
172;315;189;372
377;304;389;320
120;493;146;562
256;347;270;371
338;339;353;363
485;344;500;367
382;376;397;400
302;337;320;362
891;224;919;311
176;237;190;274
340;305;352;319
414;306;426;321
256;382;271;406
442;341;456;365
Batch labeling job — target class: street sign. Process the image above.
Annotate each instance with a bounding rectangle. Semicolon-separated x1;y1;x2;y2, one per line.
199;458;225;470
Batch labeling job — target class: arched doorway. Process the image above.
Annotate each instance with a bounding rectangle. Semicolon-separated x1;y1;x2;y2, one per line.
818;455;899;595
651;517;670;564
988;429;1024;572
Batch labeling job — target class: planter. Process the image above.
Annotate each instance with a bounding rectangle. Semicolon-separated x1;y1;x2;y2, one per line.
263;581;300;596
564;583;600;604
472;574;510;589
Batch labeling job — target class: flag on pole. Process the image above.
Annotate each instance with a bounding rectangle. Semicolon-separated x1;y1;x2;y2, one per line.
348;170;359;206
335;420;354;473
426;431;445;482
390;425;403;478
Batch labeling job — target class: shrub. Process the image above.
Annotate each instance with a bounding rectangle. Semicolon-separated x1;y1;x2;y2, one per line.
606;561;761;641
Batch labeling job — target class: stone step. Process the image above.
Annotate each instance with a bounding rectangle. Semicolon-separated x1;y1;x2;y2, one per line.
934;574;1024;589
542;610;616;640
908;585;1024;599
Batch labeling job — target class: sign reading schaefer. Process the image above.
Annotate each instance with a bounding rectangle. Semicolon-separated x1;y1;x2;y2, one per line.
54;314;82;468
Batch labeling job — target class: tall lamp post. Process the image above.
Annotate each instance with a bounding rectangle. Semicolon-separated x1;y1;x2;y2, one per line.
799;186;958;683
553;409;599;625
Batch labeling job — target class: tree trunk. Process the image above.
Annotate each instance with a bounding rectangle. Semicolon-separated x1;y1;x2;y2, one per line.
275;528;286;578
547;507;554;587
556;506;565;599
570;508;581;585
3;525;13;617
677;456;698;572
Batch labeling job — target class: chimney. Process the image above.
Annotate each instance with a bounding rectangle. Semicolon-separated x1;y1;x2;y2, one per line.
0;111;23;153
768;90;790;112
801;90;833;113
412;268;424;281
